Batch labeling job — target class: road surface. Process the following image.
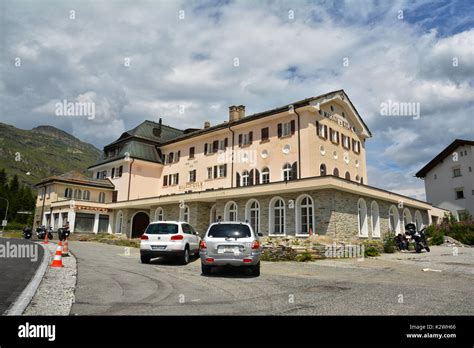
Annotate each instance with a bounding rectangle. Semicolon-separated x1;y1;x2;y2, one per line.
70;241;474;315
0;238;44;314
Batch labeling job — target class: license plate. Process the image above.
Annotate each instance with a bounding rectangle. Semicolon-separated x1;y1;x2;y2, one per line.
219;246;241;254
151;245;166;250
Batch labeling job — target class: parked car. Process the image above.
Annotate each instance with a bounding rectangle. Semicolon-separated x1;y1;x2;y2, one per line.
140;221;201;265
199;222;262;276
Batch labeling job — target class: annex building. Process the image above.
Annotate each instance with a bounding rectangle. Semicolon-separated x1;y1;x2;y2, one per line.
34;90;445;240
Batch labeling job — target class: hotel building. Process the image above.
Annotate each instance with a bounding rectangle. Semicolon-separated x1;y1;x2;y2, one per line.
34;90;445;240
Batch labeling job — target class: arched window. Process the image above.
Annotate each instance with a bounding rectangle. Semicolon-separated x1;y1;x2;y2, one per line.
333;168;339;177
357;198;368;237
242;170;250;186
345;172;351;180
371;201;380;238
115;210;123;234
65;188;73;199
245;199;260;234
415;211;423;230
224;201;238;221
82;190;90;201
269;197;285;235
179;205;190;222
210;204;217;224
296;195;314;235
282;163;292;181
320;164;327;176
403;208;412;227
355;175;360;182
389;205;400;234
261;167;270;184
155;207;164;221
98;192;105;203
74;189;82;199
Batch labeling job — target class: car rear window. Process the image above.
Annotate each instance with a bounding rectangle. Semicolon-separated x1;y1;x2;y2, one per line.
207;224;251;238
146;223;179;234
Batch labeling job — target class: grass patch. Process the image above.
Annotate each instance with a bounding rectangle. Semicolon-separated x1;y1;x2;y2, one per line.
364;246;380;257
0;230;23;239
69;233;140;248
295;252;314;262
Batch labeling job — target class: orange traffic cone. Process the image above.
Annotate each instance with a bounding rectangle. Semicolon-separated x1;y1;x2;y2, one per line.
50;241;64;268
62;238;69;257
42;230;49;244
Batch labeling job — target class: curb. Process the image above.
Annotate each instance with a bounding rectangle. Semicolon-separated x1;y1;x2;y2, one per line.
4;241;51;315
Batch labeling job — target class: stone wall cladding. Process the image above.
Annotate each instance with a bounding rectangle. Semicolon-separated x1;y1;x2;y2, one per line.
138;188;431;241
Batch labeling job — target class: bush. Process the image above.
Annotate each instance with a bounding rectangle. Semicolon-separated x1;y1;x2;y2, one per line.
427;219;474;246
3;221;25;231
425;225;444;245
383;231;396;253
364;246;380;257
295;252;313;262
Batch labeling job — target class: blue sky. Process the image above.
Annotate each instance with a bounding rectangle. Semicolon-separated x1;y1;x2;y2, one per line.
0;0;473;200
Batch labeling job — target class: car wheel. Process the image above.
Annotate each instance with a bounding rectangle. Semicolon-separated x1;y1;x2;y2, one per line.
140;254;151;264
251;262;260;277
201;263;212;275
180;247;190;265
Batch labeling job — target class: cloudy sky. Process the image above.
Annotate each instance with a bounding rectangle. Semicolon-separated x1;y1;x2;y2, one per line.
1;0;473;200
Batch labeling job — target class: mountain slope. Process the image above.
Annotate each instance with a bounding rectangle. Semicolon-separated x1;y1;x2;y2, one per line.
0;123;101;187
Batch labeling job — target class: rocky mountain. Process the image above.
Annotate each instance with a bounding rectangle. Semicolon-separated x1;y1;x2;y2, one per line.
0;123;101;188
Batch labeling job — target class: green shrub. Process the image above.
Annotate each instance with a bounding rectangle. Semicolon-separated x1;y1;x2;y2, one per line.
425;225;444;245
3;221;25;231
383;231;396;253
295;252;313;262
364;246;380;257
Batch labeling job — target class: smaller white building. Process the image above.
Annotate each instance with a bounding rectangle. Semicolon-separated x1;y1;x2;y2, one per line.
416;139;474;221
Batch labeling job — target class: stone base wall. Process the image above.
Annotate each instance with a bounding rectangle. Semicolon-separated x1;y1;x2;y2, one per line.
114;189;430;240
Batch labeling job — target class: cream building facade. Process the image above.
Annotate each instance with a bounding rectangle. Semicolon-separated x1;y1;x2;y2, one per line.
35;90;444;239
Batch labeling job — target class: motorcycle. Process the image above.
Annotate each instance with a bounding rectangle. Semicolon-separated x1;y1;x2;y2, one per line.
58;224;71;241
22;226;33;239
36;225;53;240
405;223;430;253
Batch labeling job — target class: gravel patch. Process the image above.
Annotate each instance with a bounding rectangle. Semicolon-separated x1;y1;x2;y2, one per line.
23;242;77;315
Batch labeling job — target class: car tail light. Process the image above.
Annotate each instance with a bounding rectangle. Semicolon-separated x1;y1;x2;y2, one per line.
200;240;207;249
206;258;214;263
243;259;252;263
170;234;184;240
251;240;260;249
140;234;149;240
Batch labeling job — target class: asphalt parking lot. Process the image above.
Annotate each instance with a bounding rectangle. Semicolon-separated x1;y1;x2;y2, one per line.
70;241;473;315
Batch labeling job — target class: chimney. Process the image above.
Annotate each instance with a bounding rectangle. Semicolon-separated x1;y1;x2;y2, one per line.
204;121;211;129
229;105;239;122
237;105;245;119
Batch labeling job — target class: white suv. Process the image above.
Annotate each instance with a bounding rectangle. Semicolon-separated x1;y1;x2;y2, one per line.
140;221;201;265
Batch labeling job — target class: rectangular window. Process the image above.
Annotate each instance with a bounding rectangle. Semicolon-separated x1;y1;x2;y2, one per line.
342;134;350;149
261;127;269;141
111;168;115;178
204;142;213;155
189;170;196;183
453;168;462;177
207;167;213;180
278;121;295;138
218;139;226;151
189;147;195;159
218;164;227;178
163;175;168;186
101;171;107;179
352;139;360;153
168;153;174;163
282;122;291;137
118;166;123;177
455;189;464;199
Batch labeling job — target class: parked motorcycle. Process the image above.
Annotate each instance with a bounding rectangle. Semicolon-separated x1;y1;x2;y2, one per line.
405;223;430;253
58;224;71;241
22;226;33;239
36;225;53;240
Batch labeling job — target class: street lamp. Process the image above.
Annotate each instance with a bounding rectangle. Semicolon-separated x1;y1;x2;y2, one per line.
0;197;9;234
